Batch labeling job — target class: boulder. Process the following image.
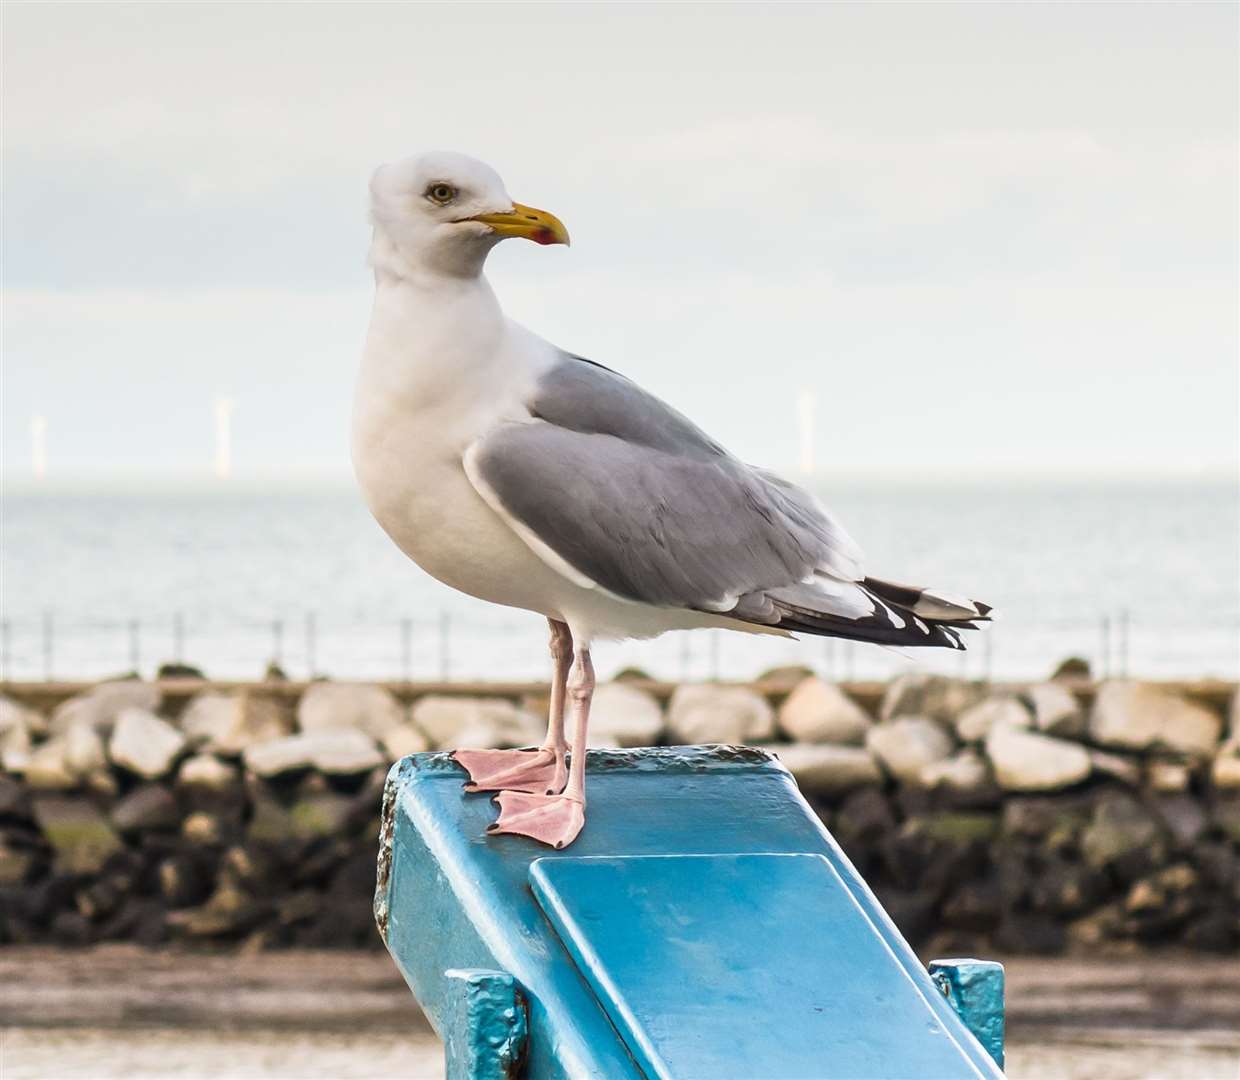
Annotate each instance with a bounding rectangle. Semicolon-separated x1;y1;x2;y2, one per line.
1147;759;1192;793
21;738;77;790
49;680;159;735
954;696;1030;742
765;743;882;795
111;784;181;832
1088;750;1142;787
31;795;122;873
1155;794;1208;849
243;730;383;779
1211;738;1240;790
1090;681;1221;757
879;674;984;725
1081;792;1166;876
0;696;39;770
866;716;953;784
379;723;431;761
412;696;542;751
1022;682;1084;737
918;749;992;797
181;692;294;755
588;682;665;748
296;682;404;740
777;678;871;745
177;753;240;791
665;684;775;745
985;725;1090;792
63;722;106;778
109;708;187;780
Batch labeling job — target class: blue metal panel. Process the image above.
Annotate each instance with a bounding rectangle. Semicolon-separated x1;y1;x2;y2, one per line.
377;747;1004;1079
442;969;529;1080
530;853;992;1080
929;959;1006;1071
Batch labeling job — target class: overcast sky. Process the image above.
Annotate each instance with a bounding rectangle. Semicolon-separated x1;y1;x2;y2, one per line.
3;2;1237;484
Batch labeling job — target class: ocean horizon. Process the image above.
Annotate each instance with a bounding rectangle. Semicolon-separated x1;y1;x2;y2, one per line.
2;475;1236;684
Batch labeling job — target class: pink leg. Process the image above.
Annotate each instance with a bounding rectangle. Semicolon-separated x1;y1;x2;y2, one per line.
489;647;593;849
452;620;571;794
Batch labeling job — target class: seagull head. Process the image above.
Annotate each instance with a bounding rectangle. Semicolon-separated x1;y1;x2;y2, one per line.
368;151;569;279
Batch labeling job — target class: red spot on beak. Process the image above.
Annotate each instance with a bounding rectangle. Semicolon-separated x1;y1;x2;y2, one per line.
532;227;556;245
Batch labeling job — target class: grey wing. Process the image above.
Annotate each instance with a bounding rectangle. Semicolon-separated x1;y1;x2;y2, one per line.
468;355;986;647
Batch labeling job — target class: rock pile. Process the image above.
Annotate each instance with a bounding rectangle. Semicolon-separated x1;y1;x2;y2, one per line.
1;673;1236;953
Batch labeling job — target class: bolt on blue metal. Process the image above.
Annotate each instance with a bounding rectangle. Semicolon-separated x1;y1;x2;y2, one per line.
929;959;1006;1070
377;746;1006;1079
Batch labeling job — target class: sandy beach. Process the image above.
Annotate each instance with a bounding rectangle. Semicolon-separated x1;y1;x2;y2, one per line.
2;947;1238;1079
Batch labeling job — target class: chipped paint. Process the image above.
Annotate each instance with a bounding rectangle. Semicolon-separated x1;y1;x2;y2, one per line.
929;958;1006;1070
442;969;529;1079
373;757;414;944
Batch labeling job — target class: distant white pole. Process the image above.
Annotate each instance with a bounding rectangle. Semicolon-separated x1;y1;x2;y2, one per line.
214;397;234;479
798;390;816;477
31;414;47;480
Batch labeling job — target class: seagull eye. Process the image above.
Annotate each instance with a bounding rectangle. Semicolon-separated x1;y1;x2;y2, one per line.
426;183;457;205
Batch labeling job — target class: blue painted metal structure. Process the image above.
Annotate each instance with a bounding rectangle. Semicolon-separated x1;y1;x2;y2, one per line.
376;746;1005;1078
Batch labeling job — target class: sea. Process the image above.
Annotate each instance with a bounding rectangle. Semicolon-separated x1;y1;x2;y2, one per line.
1;478;1236;684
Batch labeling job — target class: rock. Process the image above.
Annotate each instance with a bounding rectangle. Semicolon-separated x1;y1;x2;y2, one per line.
1030;858;1110;917
1211;738;1240;790
918;749;992;797
167;882;270;939
872;889;936;945
879;674;984;725
296;682;404;740
1022;682;1084;737
111;784;181;833
0;840;38;886
411;696;542;751
49;680;159;735
1211;795;1240;844
666;684;775;745
0;696;39;771
995;912;1066;954
1089;750;1142;787
1050;656;1091;680
1000;793;1094;843
0;774;32;820
1147;759;1192;793
1154;795;1208;849
776;678;871;745
181;692;294;755
833;788;896;849
31;795;122;873
289;792;354;838
954;697;1030;742
588;682;665;748
243;730;383;779
866;716;953;784
182;812;226;846
1183;908;1238;952
21;738;77;790
156;662;206;679
765;744;882;795
177;753;240;791
1081;792;1167;879
941;880;1002;931
63;723;106;778
1090;681;1222;758
379;723;430;761
985;725;1090;792
109;708;187;779
159;854;211;908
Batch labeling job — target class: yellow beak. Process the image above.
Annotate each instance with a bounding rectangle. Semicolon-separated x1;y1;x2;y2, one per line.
469;202;570;246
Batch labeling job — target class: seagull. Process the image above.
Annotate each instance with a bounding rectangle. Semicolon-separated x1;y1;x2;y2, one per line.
352;151;990;850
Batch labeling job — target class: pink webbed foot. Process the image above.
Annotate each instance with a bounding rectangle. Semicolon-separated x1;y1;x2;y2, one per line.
451;748;565;795
487;790;585;849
